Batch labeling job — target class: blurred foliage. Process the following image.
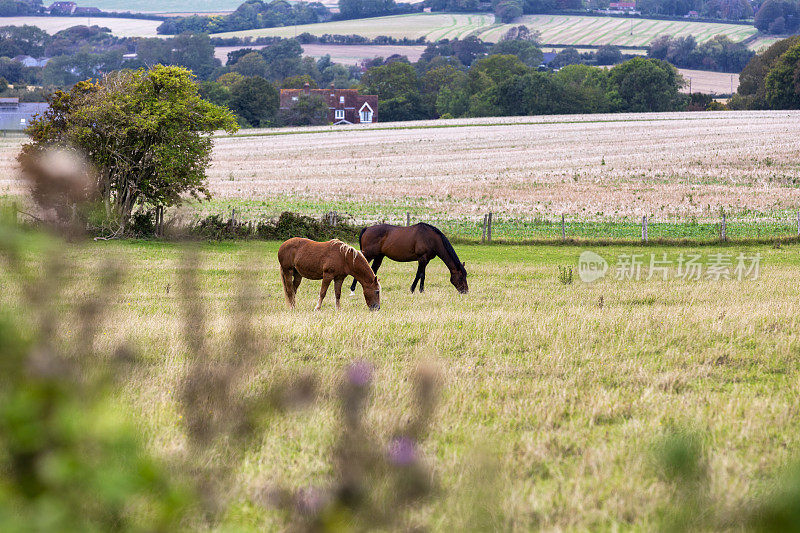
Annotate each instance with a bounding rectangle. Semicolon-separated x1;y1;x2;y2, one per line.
654;427;800;532
0;153;443;531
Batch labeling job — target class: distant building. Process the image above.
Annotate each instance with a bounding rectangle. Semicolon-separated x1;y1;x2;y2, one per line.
48;1;77;14
12;55;50;68
279;84;377;125
685;10;699;17
0;98;48;131
74;6;102;14
608;1;636;9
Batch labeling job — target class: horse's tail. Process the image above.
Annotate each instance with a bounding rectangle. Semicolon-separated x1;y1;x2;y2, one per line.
357;225;368;250
280;267;295;308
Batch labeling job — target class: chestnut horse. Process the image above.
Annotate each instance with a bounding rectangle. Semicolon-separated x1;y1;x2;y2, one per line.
279;237;381;310
349;223;468;295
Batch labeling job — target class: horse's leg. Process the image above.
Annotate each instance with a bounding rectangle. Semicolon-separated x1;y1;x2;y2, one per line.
334;276;345;309
410;260;426;293
281;267;296;308
292;269;302;293
315;276;332;311
419;260;429;293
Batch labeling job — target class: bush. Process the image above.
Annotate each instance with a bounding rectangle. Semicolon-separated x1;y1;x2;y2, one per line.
191;211;361;242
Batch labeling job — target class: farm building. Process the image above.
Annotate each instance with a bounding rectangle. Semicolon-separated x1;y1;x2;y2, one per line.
0;98;48;132
279;84;377;125
608;1;636;9
48;1;77;14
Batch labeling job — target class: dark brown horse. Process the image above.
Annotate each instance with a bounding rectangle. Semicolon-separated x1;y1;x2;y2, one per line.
279;238;381;310
349;223;468;295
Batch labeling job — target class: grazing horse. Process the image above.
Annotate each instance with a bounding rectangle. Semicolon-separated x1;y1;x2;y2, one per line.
279;238;381;311
349;223;468;295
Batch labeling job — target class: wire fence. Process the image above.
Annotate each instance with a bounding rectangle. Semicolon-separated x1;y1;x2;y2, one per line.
369;212;800;244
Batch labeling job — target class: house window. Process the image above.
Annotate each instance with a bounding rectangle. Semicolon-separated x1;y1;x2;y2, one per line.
335;109;345;120
291;96;298;101
339;96;345;104
359;102;373;123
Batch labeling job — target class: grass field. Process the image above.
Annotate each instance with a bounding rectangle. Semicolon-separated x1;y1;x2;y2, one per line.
213;13;757;46
5;236;799;529
0;15;161;36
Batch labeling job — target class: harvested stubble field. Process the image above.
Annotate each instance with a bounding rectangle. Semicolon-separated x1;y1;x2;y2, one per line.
214;44;428;65
202;111;800;237
677;68;739;94
213;13;757;47
0;16;162;37
5;237;800;529
3;111;800;241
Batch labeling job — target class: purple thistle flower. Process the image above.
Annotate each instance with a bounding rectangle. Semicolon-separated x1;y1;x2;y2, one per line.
388;436;417;466
347;360;373;387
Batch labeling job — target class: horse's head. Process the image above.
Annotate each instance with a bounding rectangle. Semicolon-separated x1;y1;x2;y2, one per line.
363;275;381;311
451;263;468;294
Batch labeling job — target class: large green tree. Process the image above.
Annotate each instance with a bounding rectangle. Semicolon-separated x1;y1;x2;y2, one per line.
607;57;686;112
229;75;280;127
20;65;238;228
765;42;800;108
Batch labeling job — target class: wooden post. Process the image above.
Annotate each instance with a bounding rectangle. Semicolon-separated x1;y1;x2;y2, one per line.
406;211;410;226
561;214;566;242
482;214;487;244
11;201;18;225
796;212;799;236
487;212;493;244
721;211;727;241
642;215;648;242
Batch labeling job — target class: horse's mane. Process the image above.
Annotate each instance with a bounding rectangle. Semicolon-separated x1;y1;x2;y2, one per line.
419;223;466;275
334;239;373;277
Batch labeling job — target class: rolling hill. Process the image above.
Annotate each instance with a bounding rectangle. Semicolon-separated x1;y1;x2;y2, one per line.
213;13;757;46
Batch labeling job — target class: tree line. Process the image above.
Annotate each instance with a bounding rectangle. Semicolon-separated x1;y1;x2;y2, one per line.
730;35;800;109
157;0;420;35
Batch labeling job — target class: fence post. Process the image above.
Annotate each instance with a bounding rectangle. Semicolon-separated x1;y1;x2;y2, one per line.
406;212;410;226
642;215;648;242
796;212;799;236
721;211;727;241
482;214;487;244
561;214;566;242
487;212;493;244
11;201;18;225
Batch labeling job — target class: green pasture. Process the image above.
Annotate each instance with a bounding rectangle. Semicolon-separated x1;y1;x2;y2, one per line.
183;197;800;243
4;235;799;529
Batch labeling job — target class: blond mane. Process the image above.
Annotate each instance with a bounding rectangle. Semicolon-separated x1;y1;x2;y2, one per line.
334;239;376;286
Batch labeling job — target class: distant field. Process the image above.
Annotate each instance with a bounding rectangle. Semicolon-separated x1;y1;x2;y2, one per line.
53;0;243;12
0;15;161;36
5;112;798;228
215;44;427;65
678;68;738;94
747;35;782;51
213;13;757;46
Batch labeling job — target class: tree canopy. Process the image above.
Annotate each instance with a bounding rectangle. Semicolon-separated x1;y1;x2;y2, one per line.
20;65;238;229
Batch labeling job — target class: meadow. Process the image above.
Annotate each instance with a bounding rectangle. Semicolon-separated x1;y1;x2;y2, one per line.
4;235;799;529
0;16;161;37
213;13;757;47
